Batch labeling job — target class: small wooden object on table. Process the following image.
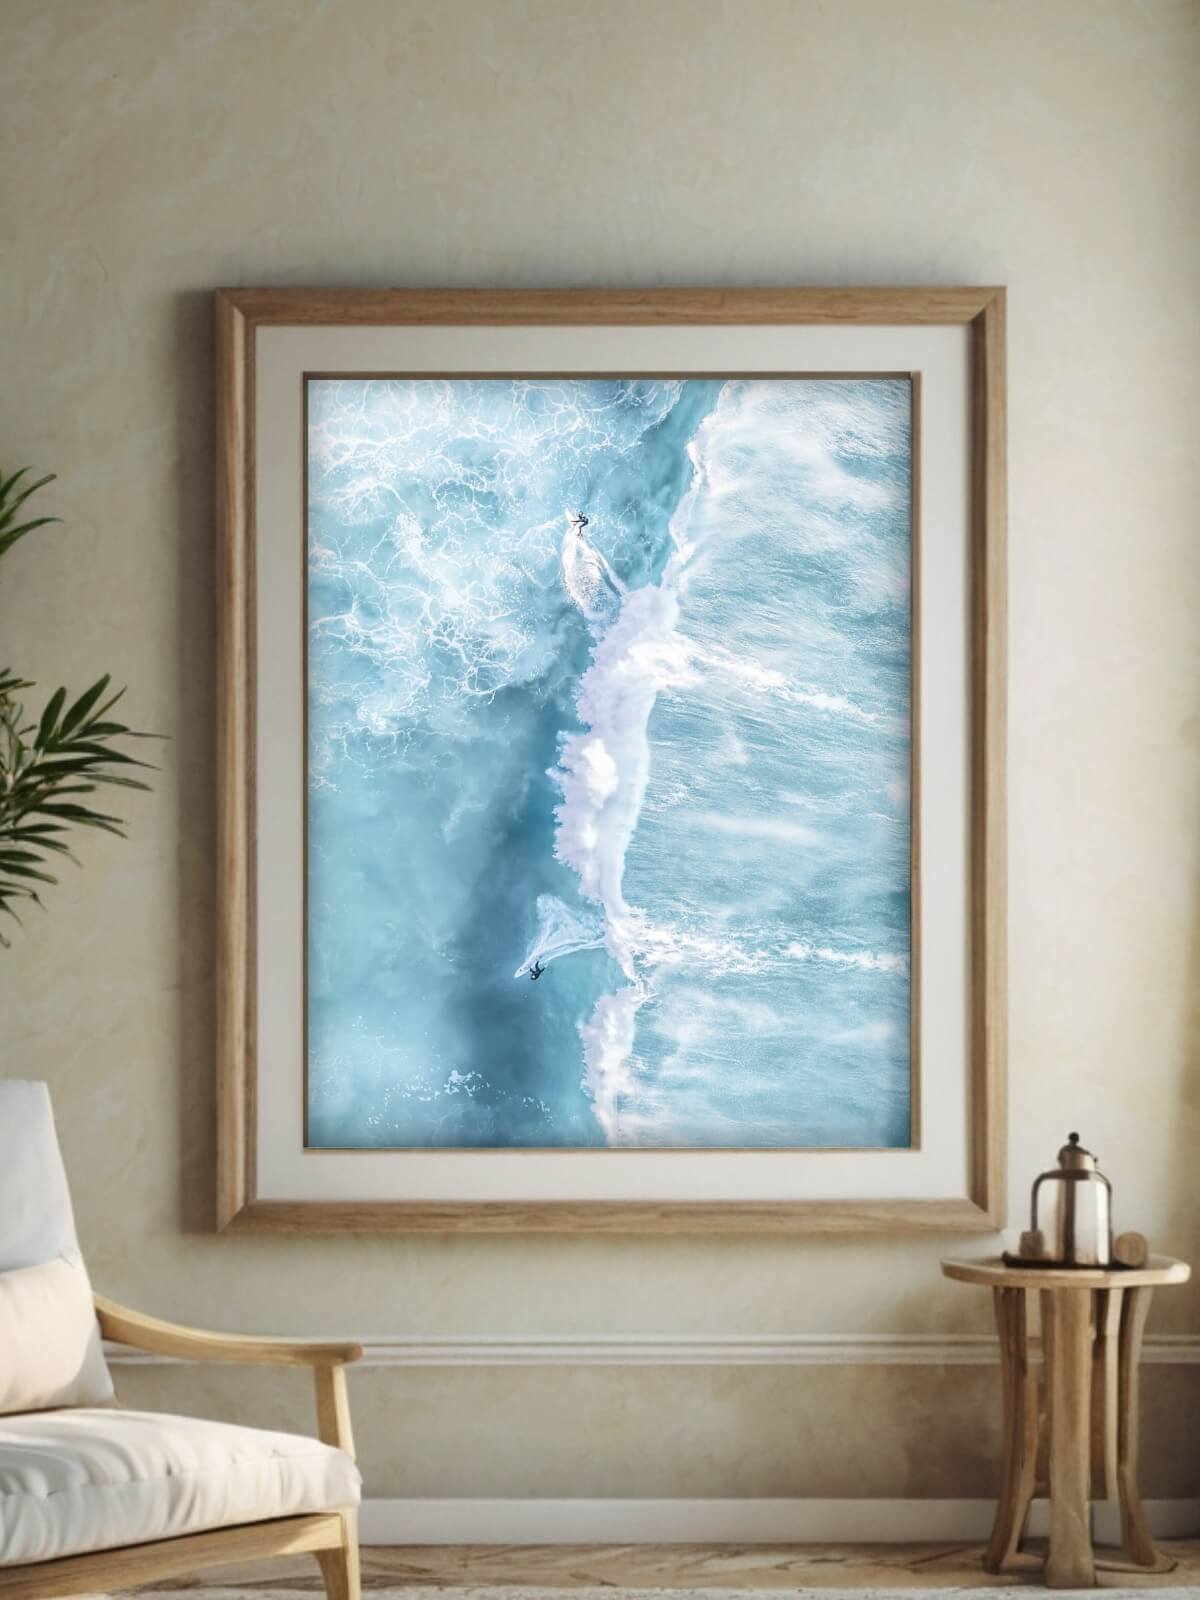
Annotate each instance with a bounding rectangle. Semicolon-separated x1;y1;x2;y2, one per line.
942;1255;1190;1591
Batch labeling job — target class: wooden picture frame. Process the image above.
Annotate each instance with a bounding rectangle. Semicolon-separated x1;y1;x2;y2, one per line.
215;287;1005;1234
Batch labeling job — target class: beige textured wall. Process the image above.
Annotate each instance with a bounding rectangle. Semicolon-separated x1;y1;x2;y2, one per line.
3;0;1200;1502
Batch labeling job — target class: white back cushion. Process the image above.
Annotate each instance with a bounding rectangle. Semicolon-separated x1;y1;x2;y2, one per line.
0;1081;114;1412
0;1080;80;1269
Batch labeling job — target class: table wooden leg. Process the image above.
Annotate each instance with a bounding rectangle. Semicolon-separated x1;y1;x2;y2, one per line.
1043;1287;1096;1590
1116;1286;1160;1568
1089;1288;1121;1504
984;1286;1038;1573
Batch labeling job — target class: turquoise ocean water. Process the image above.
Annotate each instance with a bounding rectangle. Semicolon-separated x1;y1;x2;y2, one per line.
306;377;912;1149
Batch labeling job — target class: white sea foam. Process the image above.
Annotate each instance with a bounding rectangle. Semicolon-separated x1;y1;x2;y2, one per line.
560;514;626;623
307;381;684;761
786;940;908;975
578;988;642;1140
688;641;882;726
553;581;694;915
826;1019;899;1045
693;812;826;847
622;913;772;976
549;487;707;1140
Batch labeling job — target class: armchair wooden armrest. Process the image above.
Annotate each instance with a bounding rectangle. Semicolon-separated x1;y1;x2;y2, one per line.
95;1296;362;1367
94;1295;361;1457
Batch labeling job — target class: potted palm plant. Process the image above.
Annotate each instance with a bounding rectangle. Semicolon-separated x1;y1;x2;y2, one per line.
0;468;155;944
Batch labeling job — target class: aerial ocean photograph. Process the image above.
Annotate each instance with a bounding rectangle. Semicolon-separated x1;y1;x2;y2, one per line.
305;375;913;1150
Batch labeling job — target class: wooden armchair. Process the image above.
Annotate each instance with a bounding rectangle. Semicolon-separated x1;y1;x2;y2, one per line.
0;1083;362;1600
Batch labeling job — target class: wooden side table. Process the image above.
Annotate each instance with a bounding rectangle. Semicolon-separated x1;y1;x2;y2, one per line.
942;1255;1190;1590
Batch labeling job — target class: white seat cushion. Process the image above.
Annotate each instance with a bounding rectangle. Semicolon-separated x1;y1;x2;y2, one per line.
0;1408;360;1566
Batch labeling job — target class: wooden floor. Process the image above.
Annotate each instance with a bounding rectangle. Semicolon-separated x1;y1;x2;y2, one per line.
153;1540;1200;1591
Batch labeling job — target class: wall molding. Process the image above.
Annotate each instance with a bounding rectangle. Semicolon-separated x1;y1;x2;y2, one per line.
359;1496;1200;1545
104;1330;1200;1367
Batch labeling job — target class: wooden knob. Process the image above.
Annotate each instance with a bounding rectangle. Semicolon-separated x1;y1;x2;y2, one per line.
1114;1231;1149;1268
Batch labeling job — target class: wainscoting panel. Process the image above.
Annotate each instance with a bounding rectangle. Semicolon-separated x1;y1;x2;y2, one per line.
104;1332;1200;1367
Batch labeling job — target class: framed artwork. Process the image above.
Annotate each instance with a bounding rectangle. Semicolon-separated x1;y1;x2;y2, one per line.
215;287;1005;1233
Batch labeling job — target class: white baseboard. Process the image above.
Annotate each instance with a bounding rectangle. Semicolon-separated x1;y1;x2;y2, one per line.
359;1496;1200;1546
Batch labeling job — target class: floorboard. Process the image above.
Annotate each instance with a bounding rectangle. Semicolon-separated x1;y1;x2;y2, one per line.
146;1539;1200;1591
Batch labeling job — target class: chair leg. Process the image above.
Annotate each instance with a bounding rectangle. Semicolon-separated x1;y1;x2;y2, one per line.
315;1510;360;1600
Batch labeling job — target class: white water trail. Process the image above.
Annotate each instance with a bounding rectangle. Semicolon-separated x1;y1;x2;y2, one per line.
550;473;705;1141
514;894;606;978
560;512;625;624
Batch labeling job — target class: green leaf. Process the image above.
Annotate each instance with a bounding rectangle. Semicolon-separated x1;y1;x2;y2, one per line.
35;688;67;748
4;836;75;859
57;741;154;766
87;773;151;791
0;473;55;524
89;686;126;721
0;517;60;559
35;818;126;840
0;861;58;884
0;466;52;504
0;885;38;903
30;801;124;822
0;469;60;561
58;676;111;737
0;465;32;499
14;760;105;782
23;752;123;771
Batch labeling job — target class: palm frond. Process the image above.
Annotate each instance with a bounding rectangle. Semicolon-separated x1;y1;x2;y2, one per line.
0;468;158;938
0;467;59;560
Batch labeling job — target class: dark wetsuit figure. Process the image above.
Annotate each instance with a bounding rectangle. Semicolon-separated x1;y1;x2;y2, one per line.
529;960;545;981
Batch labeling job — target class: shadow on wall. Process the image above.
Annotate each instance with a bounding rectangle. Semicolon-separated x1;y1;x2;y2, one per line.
1167;770;1200;1292
1154;823;1200;1485
173;289;217;1233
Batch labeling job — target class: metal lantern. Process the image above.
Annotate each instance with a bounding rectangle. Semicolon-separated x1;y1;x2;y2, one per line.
1021;1132;1113;1267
